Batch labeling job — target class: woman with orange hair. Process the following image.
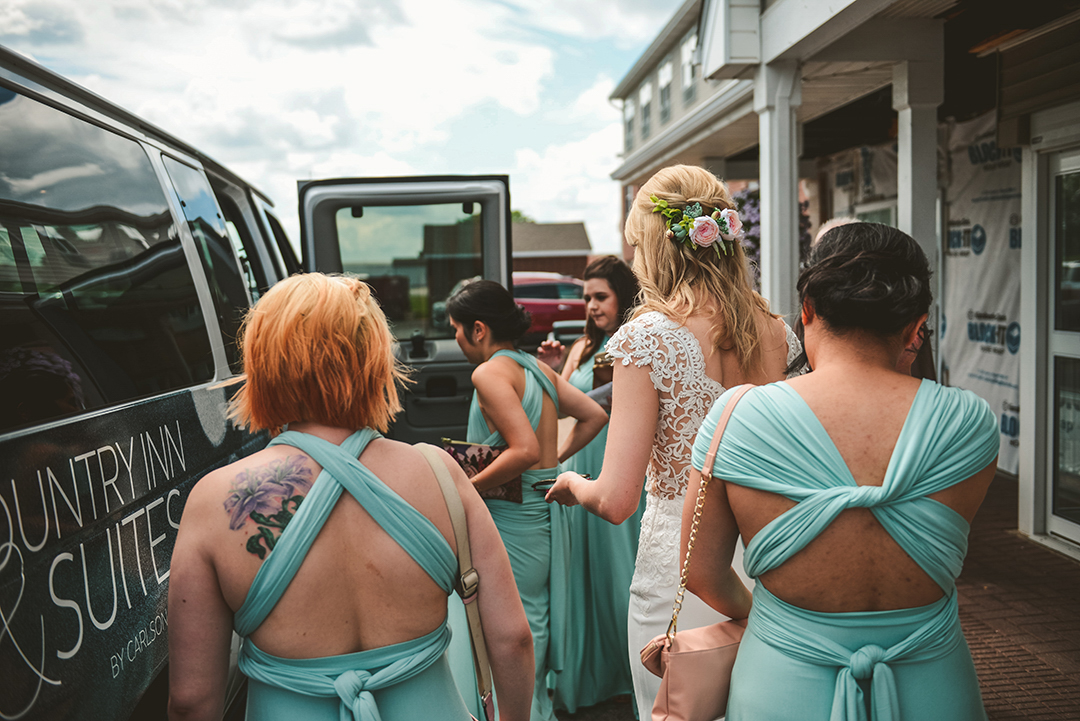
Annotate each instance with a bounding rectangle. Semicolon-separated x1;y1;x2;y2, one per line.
545;165;803;719
167;273;534;721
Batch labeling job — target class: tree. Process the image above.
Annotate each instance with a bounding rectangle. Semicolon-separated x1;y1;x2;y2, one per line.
511;209;535;223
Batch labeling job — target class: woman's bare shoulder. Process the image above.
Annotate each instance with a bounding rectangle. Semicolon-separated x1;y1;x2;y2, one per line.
185;446;318;534
764;313;793;347
472;355;522;387
565;336;588;367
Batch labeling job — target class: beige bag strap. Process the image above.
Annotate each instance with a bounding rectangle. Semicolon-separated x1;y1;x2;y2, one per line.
668;384;755;641
415;443;494;710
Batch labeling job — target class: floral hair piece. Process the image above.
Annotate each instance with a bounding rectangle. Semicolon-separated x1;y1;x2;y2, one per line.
649;195;744;257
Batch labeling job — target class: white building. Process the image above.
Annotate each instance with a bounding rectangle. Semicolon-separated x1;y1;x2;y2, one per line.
611;0;1080;558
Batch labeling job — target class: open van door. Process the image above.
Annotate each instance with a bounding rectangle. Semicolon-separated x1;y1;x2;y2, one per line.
299;175;512;444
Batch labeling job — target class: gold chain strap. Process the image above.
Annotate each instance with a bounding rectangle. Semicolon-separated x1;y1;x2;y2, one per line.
664;383;754;644
667;471;711;642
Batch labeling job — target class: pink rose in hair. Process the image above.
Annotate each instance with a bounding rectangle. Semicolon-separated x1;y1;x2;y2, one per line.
719;209;742;240
690;216;721;247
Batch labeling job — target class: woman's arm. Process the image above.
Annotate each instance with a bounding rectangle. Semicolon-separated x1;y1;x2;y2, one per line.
546;360;656;524
168;480;235;721
554;372;607;463
439;452;534;721
679;468;752;619
468;362;542;491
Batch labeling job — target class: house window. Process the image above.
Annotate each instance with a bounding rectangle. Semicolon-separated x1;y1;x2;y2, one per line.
640;82;653;140
659;60;673;124
624;97;636;153
682;32;698;104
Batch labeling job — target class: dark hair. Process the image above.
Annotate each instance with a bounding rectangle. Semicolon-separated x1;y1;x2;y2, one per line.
786;222;931;374
580;256;640;362
447;279;532;343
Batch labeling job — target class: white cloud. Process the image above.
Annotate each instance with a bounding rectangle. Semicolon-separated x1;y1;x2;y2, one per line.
508;0;679;49
512;120;624;254
564;74;620;123
0;0;679;257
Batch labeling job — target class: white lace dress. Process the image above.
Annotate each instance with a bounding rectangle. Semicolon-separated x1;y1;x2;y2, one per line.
606;311;803;721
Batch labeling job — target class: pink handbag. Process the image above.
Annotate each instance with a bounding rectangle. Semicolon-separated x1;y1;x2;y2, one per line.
639;385;755;721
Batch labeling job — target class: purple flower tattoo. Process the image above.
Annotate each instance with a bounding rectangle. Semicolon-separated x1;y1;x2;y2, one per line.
224;456;314;558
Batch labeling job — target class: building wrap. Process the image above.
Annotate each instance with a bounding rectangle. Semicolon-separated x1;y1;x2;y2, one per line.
940;111;1023;473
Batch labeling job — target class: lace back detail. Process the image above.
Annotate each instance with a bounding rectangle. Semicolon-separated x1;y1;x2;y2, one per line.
608;311;803;500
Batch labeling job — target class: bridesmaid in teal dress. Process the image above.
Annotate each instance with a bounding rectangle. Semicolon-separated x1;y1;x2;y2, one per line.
538;256;645;713
684;224;998;720
447;280;608;721
166;273;534;721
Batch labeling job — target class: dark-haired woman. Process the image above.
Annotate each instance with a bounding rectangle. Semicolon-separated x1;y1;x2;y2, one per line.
448;279;608;721
686;223;997;719
537;257;645;712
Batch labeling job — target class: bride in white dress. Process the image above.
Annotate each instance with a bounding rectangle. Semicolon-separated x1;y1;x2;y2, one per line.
545;164;803;720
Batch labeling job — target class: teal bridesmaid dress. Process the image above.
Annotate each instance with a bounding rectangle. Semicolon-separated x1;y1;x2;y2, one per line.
455;349;570;721
234;428;473;721
691;381;998;721
553;339;644;713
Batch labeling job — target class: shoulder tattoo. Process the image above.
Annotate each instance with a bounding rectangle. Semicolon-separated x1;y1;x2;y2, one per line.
223;455;314;559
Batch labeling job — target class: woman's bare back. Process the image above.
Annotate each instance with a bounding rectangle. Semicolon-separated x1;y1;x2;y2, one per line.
201;437;457;659
476;355;561;469
725;368;997;612
681;309;792;388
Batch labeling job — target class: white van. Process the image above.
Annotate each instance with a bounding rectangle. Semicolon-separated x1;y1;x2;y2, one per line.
0;44;512;719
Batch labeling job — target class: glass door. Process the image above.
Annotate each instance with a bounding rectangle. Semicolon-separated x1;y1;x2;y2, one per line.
1048;147;1080;543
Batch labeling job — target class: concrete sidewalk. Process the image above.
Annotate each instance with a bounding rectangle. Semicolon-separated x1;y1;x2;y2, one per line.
559;473;1080;720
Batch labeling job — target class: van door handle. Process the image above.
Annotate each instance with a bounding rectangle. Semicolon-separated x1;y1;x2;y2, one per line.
557;304;571;311
413;395;471;405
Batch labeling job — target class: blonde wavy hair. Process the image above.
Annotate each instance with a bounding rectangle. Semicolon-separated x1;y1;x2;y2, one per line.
626;164;773;373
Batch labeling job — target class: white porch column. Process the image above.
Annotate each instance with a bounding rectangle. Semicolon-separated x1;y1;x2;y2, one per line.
893;60;944;354
893;61;942;260
754;61;802;318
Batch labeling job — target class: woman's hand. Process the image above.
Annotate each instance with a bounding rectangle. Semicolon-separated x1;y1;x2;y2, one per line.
545;471;585;506
537;340;566;370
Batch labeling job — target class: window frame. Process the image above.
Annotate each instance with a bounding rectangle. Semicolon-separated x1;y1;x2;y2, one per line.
659;58;674;125
640;81;653;140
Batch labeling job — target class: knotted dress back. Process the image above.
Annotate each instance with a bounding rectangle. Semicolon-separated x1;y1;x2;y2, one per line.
467;348;559;443
692;380;998;721
234;428;468;721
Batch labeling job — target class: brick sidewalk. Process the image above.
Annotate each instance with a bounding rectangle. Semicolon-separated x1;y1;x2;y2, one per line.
560;473;1080;720
958;473;1080;720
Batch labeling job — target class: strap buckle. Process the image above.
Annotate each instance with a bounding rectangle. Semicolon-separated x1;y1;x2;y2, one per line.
458;567;480;601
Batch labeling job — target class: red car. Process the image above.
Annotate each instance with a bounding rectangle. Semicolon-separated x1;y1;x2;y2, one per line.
512;271;585;345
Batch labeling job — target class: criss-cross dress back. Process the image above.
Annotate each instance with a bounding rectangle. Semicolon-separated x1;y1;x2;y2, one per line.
233;428;461;721
692;380;999;721
467;348;559;443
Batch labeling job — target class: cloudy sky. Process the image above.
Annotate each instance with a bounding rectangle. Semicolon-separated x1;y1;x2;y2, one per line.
0;0;684;254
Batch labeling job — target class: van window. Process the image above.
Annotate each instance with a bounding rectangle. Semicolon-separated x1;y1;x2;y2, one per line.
163;156;249;373
263;208;300;275
335;204;484;339
0;86;215;433
215;188;267;301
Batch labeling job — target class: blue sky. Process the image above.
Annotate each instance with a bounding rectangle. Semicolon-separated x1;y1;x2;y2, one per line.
0;0;685;254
